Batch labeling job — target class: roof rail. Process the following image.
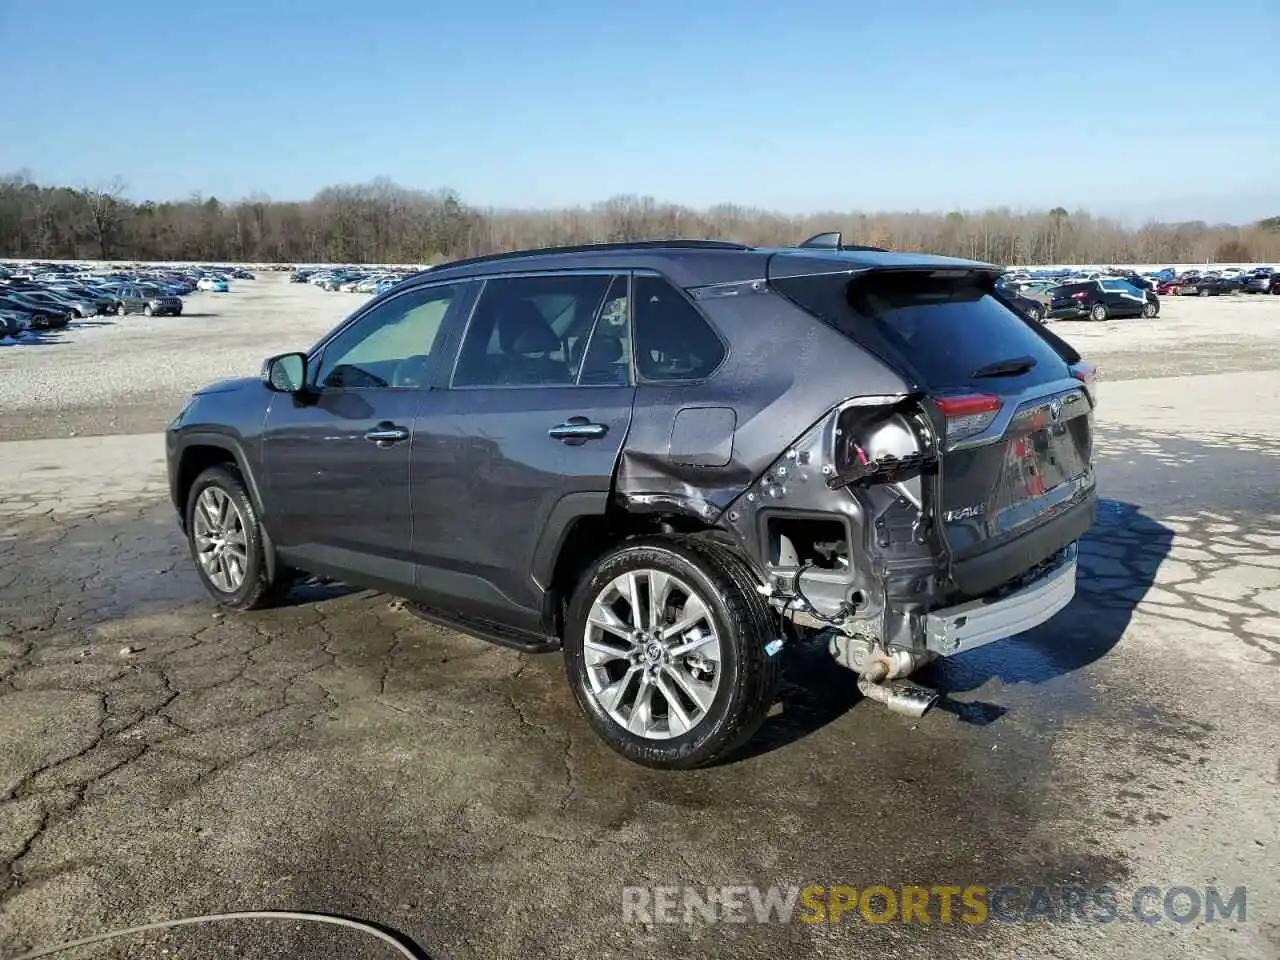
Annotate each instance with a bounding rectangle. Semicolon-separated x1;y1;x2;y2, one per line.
798;231;889;253
432;238;752;272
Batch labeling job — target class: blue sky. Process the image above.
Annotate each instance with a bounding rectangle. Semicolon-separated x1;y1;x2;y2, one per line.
2;0;1276;222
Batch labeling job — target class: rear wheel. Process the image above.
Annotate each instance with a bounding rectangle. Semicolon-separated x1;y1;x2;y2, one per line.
185;465;289;610
1090;302;1108;322
1026;305;1043;323
564;537;781;769
116;303;127;316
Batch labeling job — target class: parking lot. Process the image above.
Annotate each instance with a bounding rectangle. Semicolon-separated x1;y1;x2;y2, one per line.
1;277;1278;959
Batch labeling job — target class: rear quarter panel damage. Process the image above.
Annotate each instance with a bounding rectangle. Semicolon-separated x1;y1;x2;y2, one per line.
614;287;912;533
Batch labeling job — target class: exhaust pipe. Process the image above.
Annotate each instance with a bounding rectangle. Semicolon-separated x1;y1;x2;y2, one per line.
857;677;939;718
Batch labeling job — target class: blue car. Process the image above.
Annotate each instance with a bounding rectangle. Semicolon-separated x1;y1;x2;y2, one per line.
198;277;230;293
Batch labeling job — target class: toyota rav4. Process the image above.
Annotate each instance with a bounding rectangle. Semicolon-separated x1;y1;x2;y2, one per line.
166;235;1097;768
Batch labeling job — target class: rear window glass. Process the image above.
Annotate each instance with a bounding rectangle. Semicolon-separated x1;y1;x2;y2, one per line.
773;271;1072;391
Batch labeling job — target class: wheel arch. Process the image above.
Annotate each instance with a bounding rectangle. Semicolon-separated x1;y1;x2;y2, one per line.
534;494;748;640
172;433;265;526
174;434;279;583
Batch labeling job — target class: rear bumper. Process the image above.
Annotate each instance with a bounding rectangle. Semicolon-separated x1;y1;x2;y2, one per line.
950;491;1096;597
926;543;1077;656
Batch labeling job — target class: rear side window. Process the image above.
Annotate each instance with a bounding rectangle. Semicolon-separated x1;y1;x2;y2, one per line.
773;271;1072;392
633;275;726;381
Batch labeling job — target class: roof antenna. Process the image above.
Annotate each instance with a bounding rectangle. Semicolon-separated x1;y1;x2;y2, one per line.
799;231;843;249
797;231;890;253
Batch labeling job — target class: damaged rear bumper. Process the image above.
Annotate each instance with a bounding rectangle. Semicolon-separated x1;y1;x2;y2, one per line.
924;543;1077;657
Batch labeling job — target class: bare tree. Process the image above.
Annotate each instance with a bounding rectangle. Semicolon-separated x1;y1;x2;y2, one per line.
78;177;128;259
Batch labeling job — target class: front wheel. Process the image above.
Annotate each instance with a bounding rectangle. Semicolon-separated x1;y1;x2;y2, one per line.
185;465;288;609
1199;287;1211;297
1142;302;1158;318
564;537;781;769
116;303;127;316
1090;302;1108;322
1026;305;1043;323
143;304;153;317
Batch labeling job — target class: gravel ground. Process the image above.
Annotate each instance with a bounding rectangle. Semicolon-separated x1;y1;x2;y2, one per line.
1;277;1278;960
1;277;1279;441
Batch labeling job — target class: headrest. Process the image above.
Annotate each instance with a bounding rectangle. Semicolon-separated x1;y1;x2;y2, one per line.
497;300;558;355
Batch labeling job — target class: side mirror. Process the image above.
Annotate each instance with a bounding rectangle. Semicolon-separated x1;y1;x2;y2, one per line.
263;352;308;393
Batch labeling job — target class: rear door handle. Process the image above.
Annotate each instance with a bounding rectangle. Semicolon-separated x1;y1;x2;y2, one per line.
549;417;608;442
364;422;410;446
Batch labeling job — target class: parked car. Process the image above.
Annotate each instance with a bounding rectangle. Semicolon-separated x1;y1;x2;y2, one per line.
0;291;72;328
42;287;113;318
166;237;1097;768
1174;277;1232;296
1048;278;1154;320
197;277;230;293
0;309;30;338
1243;271;1278;294
116;284;184;316
997;286;1048;322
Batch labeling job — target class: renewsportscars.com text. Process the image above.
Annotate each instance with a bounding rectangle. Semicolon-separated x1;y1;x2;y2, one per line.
622;884;1247;926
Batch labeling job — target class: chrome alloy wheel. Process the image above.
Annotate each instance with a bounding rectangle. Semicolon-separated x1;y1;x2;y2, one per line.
583;569;722;740
192;486;249;593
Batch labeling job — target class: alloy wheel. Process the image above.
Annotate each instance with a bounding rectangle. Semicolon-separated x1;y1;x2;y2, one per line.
192;486;249;593
583;568;722;740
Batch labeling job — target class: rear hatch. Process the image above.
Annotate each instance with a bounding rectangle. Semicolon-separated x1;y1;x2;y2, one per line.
768;260;1096;592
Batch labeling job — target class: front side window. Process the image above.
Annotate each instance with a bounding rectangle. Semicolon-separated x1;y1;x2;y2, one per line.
633;275;726;381
314;281;467;390
452;273;628;387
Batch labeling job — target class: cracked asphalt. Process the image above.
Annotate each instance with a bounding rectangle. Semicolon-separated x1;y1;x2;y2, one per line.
1;282;1278;959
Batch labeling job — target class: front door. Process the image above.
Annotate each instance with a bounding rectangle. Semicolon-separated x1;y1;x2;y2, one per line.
260;279;477;589
411;272;635;628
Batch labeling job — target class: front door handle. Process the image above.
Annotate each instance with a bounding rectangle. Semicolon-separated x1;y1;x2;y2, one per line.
364;422;410;446
549;417;608;442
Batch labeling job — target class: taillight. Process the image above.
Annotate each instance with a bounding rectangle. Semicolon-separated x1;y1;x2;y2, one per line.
935;393;1002;444
1070;361;1098;405
1071;291;1088;300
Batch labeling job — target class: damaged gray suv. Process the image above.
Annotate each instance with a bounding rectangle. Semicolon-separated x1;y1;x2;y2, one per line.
166;235;1097;768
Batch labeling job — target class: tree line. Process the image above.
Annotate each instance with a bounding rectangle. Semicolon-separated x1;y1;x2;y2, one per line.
2;172;1277;266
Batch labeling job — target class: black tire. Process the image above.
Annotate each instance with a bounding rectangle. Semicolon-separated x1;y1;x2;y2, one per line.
116;303;127;316
1142;302;1158;318
1026;305;1043;323
563;536;781;769
1090;302;1108;322
185;464;288;610
143;304;153;317
1199;287;1210;297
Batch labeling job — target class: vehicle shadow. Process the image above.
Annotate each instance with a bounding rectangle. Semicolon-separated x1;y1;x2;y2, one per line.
0;332;70;346
923;499;1173;719
279;574;362;606
728;498;1172;762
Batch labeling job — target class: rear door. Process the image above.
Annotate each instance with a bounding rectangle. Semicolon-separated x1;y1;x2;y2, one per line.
409;271;635;630
770;266;1095;583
